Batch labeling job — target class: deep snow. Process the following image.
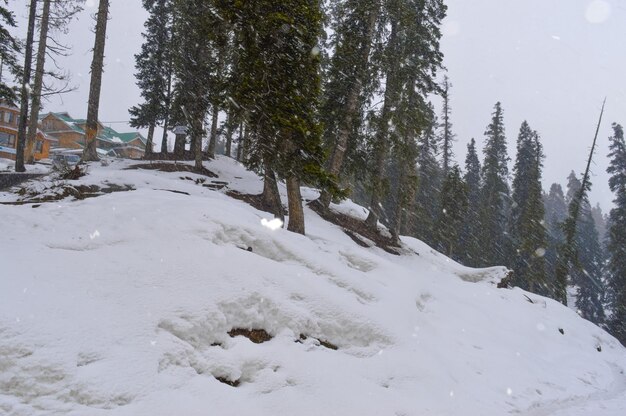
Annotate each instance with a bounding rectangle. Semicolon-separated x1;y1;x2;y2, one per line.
0;156;624;415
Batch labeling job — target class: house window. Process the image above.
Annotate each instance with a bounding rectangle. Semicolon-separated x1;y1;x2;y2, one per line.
4;112;13;124
36;140;43;153
8;134;16;147
0;131;11;146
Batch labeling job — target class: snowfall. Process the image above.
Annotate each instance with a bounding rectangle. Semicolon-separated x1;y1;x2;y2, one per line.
0;156;625;416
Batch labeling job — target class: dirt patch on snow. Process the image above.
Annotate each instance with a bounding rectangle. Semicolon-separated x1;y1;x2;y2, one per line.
309;200;401;255
228;328;273;344
126;162;218;178
2;183;135;205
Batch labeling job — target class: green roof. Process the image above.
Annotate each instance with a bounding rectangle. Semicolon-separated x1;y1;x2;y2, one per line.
47;112;145;145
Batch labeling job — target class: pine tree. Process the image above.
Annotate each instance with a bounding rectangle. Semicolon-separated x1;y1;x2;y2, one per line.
459;138;482;266
479;102;510;266
170;0;226;168
543;183;568;296
510;123;548;295
555;101;605;305
0;0;21;104
412;109;442;246
130;0;174;156
317;0;380;208
439;75;455;176
606;123;626;344
364;0;446;230
435;165;468;259
574;203;605;324
229;0;330;234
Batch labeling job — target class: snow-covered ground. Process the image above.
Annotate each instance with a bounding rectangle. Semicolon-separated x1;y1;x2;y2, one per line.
0;157;624;415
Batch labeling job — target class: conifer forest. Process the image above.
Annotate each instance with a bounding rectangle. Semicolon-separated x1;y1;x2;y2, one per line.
1;1;626;414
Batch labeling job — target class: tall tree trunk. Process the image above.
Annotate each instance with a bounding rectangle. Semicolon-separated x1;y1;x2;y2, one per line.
286;175;305;234
365;20;399;229
225;111;234;157
207;104;219;158
14;0;37;172
144;123;155;157
236;123;244;161
25;0;51;164
261;161;284;223
319;8;377;208
83;0;110;162
194;118;203;170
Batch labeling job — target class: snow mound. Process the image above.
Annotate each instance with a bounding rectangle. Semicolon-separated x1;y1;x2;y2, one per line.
0;156;624;416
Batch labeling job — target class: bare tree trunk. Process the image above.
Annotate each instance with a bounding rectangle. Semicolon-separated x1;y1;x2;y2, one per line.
224;111;234;157
25;0;51;164
161;45;173;154
144;124;155;157
261;162;284;223
365;21;399;230
83;0;110;162
194;119;203;170
287;176;305;234
319;8;377;208
15;0;37;172
241;125;251;161
207;104;219;158
236;123;244;161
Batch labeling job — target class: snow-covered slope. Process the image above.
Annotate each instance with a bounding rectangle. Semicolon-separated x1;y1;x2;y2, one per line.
0;157;624;416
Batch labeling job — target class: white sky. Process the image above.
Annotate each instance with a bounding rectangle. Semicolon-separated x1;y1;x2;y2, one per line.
8;0;623;211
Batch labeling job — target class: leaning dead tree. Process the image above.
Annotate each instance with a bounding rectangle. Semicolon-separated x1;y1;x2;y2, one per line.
554;98;606;305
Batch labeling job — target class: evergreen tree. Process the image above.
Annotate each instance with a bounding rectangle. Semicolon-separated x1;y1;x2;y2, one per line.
317;0;380;208
479;102;510;266
574;203;605;324
170;0;225;168
229;0;331;234
439;75;455;176
0;0;21;104
435;165;468;260
130;0;174;155
412;110;442;246
555;101;605;305
606;123;626;344
510;123;548;295
590;203;607;243
459;138;482;266
562;171;605;321
543;183;568;296
364;0;446;230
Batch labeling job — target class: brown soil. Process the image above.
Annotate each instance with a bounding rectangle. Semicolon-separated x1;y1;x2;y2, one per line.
1;184;135;205
214;376;240;387
296;334;338;350
308;199;401;255
226;190;287;215
227;328;273;344
126;162;218;178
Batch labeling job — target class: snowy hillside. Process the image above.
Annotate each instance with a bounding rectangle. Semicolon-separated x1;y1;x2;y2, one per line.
0;157;625;416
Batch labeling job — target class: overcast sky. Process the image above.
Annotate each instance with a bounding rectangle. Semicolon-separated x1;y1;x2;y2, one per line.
8;0;623;211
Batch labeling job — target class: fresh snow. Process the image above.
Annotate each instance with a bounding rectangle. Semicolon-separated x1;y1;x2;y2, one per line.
0;156;625;415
